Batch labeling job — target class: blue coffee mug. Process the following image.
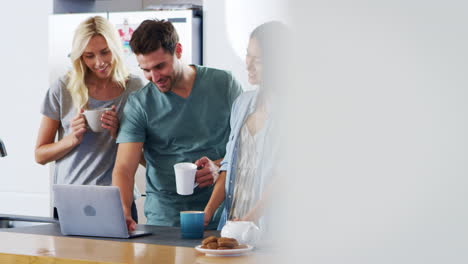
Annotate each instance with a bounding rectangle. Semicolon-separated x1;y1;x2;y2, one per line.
180;211;204;239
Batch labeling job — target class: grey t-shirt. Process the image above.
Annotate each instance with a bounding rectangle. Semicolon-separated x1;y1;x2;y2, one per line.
40;74;144;185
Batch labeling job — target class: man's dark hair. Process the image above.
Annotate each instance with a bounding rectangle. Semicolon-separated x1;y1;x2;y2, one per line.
130;19;179;55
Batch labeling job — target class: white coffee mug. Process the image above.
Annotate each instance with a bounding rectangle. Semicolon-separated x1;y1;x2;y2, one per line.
82;107;112;133
174;162;199;195
221;221;260;245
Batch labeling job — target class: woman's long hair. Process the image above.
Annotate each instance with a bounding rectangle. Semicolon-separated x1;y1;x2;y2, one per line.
67;16;128;110
249;21;290;108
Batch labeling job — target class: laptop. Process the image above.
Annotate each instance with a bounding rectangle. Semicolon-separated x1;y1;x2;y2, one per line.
53;184;152;238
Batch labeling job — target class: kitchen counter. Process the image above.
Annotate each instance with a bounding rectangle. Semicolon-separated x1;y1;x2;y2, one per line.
1;222;218;248
0;213;58;228
0;219;266;263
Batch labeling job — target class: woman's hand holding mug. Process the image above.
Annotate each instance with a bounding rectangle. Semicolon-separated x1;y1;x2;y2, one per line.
101;105;119;139
67;109;87;147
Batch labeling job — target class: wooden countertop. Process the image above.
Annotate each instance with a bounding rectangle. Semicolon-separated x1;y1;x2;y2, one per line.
0;232;263;263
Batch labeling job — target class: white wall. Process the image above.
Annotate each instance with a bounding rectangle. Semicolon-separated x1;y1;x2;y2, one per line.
281;1;468;263
0;1;53;216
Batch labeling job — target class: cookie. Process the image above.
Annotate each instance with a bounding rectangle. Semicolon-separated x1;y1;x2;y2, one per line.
206;242;219;249
217;237;239;248
199;236;244;250
218;237;237;243
202;236;218;245
217;247;232;250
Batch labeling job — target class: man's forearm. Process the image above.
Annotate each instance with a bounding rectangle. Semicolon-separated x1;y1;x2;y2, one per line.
112;142;143;217
113;168;135;217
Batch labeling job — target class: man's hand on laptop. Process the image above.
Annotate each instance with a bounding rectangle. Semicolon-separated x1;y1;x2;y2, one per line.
194;157;219;188
126;214;136;232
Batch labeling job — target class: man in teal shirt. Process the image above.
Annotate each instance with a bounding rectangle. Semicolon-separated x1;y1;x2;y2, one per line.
112;19;242;229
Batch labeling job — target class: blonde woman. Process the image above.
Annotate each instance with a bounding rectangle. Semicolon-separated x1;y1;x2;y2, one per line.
35;16;143;220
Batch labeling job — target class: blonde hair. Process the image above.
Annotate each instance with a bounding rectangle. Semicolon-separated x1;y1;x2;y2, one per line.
67;16;128;109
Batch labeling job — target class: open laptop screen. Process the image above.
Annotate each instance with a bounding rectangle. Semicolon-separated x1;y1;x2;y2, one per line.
53;184;151;238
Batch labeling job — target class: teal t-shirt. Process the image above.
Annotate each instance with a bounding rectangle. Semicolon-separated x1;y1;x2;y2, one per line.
117;65;242;227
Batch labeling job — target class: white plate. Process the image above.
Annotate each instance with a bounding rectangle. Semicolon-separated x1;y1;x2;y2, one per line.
195;245;254;257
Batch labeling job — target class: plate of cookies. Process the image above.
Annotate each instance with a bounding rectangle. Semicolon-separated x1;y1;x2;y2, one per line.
195;236;253;257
